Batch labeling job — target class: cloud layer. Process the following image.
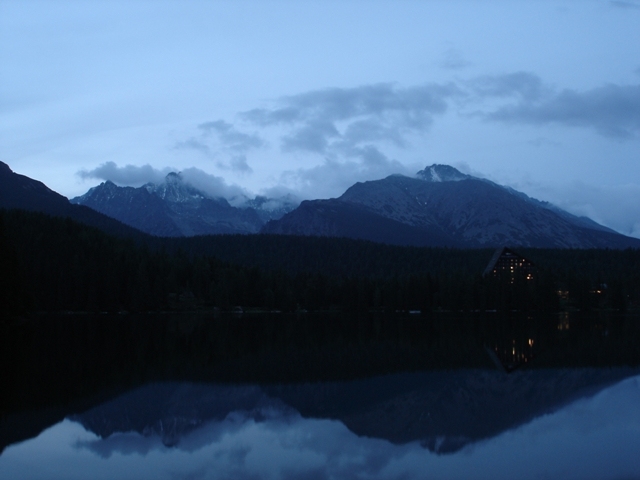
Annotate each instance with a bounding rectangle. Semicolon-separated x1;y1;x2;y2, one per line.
173;73;639;201
77;161;249;202
175;120;264;174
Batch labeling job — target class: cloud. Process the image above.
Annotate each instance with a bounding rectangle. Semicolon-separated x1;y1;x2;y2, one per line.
241;82;462;157
469;72;547;101
173;167;249;202
77;161;173;186
175;119;264;173
610;1;640;9
279;156;411;200
77;162;250;202
169;75;640;204
235;82;461;198
198;120;264;152
483;82;640;139
527;137;561;148
549;182;640;238
439;47;471;70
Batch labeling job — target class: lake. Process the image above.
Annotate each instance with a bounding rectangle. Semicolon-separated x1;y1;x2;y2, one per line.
1;312;640;479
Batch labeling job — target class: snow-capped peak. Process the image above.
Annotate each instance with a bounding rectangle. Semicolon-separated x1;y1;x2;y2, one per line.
415;164;471;183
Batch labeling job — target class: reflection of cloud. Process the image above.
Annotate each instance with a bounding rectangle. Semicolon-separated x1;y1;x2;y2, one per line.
71;375;640;479
5;375;640;480
75;431;161;459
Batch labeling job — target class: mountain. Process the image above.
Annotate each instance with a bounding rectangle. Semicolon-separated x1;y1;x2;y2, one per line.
0;161;147;239
71;173;298;237
262;164;640;249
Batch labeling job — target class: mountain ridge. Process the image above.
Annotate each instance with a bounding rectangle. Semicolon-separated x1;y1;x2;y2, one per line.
71;172;298;237
263;164;640;249
0;161;149;240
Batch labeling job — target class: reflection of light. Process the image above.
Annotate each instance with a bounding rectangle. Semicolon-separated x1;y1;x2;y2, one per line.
528;339;534;347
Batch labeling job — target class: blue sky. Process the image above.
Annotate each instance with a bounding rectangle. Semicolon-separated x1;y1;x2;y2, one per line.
1;0;640;236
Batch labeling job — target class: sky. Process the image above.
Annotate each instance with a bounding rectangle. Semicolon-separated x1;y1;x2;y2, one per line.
1;0;640;237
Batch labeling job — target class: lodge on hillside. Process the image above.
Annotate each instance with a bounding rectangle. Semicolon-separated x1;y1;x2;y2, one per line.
483;247;535;282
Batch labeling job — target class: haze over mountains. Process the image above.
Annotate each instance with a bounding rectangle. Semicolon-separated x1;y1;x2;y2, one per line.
2;160;640;249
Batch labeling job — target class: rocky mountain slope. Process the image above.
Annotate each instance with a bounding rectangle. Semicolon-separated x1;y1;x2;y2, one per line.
0;161;147;239
263;164;640;249
71;172;298;237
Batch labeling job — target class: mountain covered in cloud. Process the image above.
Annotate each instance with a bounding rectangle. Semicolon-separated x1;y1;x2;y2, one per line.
71;172;298;237
262;164;640;249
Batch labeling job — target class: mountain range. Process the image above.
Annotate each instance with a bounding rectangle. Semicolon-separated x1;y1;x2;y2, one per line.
263;164;640;249
3;160;640;249
70;172;298;237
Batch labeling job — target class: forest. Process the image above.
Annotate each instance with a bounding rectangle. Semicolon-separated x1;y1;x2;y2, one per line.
1;208;639;316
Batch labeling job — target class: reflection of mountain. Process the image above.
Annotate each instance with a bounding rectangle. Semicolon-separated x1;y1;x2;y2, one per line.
71;368;637;454
70;384;287;447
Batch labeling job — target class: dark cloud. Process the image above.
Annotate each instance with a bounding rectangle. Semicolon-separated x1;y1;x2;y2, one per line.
485;83;640;139
77;161;172;185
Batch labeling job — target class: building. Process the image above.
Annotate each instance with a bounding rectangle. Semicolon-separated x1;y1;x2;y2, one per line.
483;247;535;282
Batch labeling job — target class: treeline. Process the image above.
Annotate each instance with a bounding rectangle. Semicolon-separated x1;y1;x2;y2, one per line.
1;209;639;315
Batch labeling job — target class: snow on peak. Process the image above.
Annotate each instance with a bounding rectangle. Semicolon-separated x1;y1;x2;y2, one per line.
415;164;470;183
165;172;183;183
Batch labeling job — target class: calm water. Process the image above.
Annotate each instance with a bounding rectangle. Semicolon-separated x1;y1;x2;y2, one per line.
2;312;640;479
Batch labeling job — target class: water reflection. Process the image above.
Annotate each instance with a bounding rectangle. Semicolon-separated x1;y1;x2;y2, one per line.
1;371;640;480
3;312;640;479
